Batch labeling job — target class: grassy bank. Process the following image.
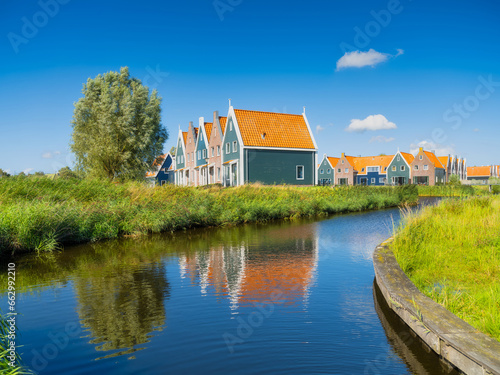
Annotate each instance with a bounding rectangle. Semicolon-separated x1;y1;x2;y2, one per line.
416;184;490;197
0;177;418;256
391;197;500;341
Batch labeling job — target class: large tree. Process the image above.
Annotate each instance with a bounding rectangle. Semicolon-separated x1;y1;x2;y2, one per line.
70;67;167;180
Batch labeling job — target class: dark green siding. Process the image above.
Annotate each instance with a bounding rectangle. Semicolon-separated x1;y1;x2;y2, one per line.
387;154;410;184
318;157;334;185
176;138;185;169
245;149;315;185
222;117;240;163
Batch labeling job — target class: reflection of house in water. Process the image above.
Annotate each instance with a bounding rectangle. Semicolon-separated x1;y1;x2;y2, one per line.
178;223;319;310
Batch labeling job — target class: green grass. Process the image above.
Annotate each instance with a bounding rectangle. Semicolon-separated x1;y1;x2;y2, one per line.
0;311;31;374
391;197;500;341
0;177;418;255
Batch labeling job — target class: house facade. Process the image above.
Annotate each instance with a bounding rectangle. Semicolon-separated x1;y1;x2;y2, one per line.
411;148;446;185
387;152;414;185
333;153;357;185
317;155;338;186
206;111;226;185
222;106;318;186
466;166;496;183
146;153;175;186
353;155;393;186
174;129;187;185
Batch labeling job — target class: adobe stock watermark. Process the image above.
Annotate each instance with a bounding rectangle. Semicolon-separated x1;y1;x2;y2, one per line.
7;0;71;54
339;0;413;53
223;286;300;353
418;74;500;148
30;321;82;372
213;0;242;21
142;65;170;91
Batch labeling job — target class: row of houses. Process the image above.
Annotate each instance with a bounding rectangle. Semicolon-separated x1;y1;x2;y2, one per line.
318;149;468;186
145;106;497;187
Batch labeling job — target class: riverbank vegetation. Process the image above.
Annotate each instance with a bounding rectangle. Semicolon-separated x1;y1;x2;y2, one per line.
391;196;500;341
0;176;417;256
416;184;492;197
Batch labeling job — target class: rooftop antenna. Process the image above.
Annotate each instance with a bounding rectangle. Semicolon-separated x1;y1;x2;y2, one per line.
303;106;306;115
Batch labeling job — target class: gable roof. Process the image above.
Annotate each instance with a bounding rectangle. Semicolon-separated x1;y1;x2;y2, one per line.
353;155;394;174
204;122;213;142
423;151;445;169
219;116;227;134
146;154;168;178
182;132;187;145
233;109;315;149
327;157;340;168
438;156;450;168
467;166;491;177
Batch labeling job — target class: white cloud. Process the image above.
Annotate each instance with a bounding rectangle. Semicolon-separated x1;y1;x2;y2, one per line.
409;140;455;156
345;114;397;133
42;151;61;159
336;49;403;71
369;135;395;143
473;128;480;132
22;168;34;175
316;125;325;134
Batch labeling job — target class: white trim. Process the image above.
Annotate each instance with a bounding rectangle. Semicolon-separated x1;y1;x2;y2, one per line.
302;112;319;150
296;165;305;180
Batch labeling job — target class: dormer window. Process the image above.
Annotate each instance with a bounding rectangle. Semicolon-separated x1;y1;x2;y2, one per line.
419;155;423;160
261;133;266;140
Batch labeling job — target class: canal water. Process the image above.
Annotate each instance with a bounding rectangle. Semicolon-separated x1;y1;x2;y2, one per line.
2;199;459;374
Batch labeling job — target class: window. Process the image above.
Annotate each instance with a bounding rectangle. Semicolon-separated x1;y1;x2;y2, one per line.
211;147;214;157
361;168;365;172
424;165;428;170
203;149;207;159
392;166;396;171
401;166;405;171
327;169;331;174
217;168;220;180
367;166;379;172
414;165;419;170
338;168;341;173
342;160;344;164
419;155;423;160
200;133;203;141
296;165;304;180
345;168;348;173
226;143;230;154
397;156;400;161
379;178;386;184
187;154;190;162
230;121;233;131
371;178;376;184
198;150;201;160
320;169;324;174
232;141;237;152
217;146;220;156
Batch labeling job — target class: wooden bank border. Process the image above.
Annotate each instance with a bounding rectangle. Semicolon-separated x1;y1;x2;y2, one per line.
373;238;500;375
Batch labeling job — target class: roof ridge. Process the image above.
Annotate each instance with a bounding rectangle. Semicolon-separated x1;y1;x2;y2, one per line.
234;108;303;117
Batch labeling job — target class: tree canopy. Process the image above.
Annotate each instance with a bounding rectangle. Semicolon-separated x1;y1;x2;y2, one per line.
70;67;167;181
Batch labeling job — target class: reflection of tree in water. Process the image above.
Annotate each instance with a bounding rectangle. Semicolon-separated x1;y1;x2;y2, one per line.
74;262;169;359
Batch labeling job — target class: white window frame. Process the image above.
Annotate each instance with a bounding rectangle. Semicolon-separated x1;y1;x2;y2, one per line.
327;169;331;174
320;169;324;174
211;147;214;157
424;165;429;170
344;168;348;173
198;150;201;160
226;143;230;154
371;178;376;184
379;178;385;184
401;166;405;171
203;149;207;159
187;154;190;162
392;166;396;171
414;165;419;170
217;146;220;156
296;165;304;180
420;155;423;160
232;141;237;152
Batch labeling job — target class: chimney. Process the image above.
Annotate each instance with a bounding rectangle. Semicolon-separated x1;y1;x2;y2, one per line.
419;147;423;153
189;121;193;130
213;110;219;125
341;152;345;158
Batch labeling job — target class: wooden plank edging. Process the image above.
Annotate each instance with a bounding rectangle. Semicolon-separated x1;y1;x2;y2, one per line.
373;238;500;375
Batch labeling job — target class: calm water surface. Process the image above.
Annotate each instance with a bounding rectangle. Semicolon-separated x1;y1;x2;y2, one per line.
2;199;459;374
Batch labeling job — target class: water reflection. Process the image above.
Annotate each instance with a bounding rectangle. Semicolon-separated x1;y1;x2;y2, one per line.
74;262;169;359
178;223;319;311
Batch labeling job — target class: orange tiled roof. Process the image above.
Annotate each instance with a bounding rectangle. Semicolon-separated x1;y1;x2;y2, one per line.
343;155;356;166
400;152;415;165
467;166;491;177
219;116;227;134
146;154;167;177
204;122;213;142
234;109;315;149
327;157;340;168
182;132;187;145
194;127;199;138
352;155;394;174
424;151;445;169
438;156;450;168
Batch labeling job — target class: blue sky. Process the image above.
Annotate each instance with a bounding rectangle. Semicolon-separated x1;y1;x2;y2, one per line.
1;0;499;174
